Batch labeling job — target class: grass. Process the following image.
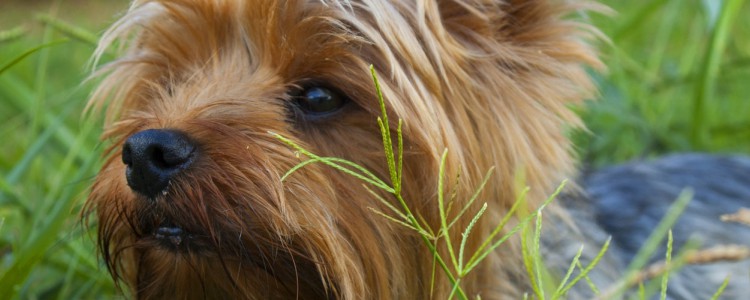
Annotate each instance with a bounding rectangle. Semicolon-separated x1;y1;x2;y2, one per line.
1;0;748;299
575;0;750;167
0;1;122;298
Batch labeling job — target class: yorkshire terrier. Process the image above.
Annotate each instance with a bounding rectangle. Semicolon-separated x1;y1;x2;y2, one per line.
85;0;750;299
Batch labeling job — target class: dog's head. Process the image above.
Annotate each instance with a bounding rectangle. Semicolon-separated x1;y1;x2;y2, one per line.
85;0;599;298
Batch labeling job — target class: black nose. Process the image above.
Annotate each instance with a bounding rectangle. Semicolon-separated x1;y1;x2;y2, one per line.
122;129;196;198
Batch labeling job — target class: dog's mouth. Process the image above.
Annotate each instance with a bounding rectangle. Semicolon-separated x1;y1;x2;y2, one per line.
153;222;189;248
139;215;201;251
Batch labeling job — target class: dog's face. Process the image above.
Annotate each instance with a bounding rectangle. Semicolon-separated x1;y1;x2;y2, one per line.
86;0;599;298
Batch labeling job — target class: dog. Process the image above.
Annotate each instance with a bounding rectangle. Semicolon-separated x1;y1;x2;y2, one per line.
84;0;750;299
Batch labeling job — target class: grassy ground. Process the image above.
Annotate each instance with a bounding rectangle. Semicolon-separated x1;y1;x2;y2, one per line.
577;0;750;167
0;0;748;299
1;1;124;298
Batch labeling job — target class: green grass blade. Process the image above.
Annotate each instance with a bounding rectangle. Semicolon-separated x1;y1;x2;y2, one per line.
626;190;691;273
710;276;731;300
521;222;540;298
690;0;747;147
365;185;410;222
533;212;546;300
638;281;646;300
281;158;321;181
377;117;398;185
611;0;669;41
577;260;600;296
36;14;100;46
660;230;673;300
465;192;525;271
0;146;99;298
272;133;393;192
396;120;404;193
436;150;460;271
0;109;70;208
282;156;386;188
458;203;487;273
552;245;584;299
0;74;83;151
448;168;494;230
370;66;398;187
0;26;26;43
0;40;67;75
367;207;422;233
558;237;611;296
597;191;693;300
467;181;566;272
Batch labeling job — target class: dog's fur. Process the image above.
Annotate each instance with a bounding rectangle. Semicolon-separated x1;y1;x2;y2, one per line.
84;0;750;299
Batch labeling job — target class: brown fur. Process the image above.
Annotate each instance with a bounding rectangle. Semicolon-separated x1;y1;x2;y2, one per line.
85;0;601;298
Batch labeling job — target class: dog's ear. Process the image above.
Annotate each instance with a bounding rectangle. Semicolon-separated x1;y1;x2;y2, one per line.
436;0;603;63
403;0;604;208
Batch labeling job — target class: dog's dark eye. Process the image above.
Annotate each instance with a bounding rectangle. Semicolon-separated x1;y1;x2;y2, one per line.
293;86;346;116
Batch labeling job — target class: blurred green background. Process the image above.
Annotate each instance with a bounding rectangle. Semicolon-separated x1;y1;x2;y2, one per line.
1;0;748;298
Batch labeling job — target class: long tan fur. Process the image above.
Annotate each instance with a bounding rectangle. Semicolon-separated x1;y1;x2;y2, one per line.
85;0;601;298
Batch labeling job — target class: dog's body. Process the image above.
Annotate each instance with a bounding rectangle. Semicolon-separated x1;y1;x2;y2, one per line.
85;0;750;299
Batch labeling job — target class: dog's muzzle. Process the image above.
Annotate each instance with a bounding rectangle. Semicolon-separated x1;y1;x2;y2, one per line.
122;129;196;198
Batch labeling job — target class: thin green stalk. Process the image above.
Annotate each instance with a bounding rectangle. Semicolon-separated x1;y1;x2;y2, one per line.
710;276;731;300
437;150;460;271
401;193;469;300
660;230;673;300
557;237;611;296
0;40;67;75
0;26;25;43
577;260;600;296
521;211;546;300
611;0;669;41
365;186;410;223
690;0;746;147
368;207;421;233
626;191;691;272
273;134;392;192
31;1;61;152
371;66;398;188
467;182;566;272
458;203;487;273
552;245;584;299
533;212;545;300
37;14;100;46
605;191;692;299
448;168;494;230
396;120;403;193
638;282;646;300
465;187;529;269
521;225;538;297
282;156;387;188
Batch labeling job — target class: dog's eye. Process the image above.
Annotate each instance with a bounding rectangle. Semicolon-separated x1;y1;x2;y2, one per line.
293;86;347;117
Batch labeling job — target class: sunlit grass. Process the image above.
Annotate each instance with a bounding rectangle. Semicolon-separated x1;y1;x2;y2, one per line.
1;0;748;298
0;3;117;298
575;0;750;166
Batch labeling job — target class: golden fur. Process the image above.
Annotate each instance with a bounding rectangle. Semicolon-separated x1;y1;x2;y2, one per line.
85;0;601;298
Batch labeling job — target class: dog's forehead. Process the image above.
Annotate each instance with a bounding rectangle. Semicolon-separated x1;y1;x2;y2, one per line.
109;1;436;110
107;1;402;110
122;0;500;75
128;1;363;65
